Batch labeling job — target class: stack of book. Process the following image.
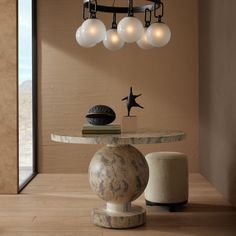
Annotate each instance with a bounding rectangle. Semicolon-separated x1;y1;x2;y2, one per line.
82;124;121;135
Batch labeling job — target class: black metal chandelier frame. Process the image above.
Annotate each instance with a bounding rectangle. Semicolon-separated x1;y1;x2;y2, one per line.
83;0;164;23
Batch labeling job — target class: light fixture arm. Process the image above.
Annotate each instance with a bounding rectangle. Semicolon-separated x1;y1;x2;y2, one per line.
112;12;117;29
83;3;88;20
154;0;164;22
128;0;134;17
144;8;152;27
83;0;160;14
88;0;97;19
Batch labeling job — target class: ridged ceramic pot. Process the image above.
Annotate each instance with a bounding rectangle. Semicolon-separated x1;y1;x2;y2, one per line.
86;105;116;125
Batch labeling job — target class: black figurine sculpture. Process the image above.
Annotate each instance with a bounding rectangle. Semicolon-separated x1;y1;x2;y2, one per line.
122;87;144;116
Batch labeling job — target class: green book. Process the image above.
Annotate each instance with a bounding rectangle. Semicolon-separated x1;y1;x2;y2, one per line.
82;129;121;135
83;124;121;131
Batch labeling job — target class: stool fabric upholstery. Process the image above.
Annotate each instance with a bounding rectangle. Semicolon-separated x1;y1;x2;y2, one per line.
145;152;188;206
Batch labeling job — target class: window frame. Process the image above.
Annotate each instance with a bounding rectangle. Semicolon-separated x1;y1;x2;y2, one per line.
17;0;38;192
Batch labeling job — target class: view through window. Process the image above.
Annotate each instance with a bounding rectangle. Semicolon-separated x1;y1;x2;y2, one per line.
18;0;36;187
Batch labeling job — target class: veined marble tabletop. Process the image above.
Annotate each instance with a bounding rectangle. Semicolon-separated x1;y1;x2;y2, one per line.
51;130;186;145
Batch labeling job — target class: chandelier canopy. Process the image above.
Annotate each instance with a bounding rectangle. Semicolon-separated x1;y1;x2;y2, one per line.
76;0;171;51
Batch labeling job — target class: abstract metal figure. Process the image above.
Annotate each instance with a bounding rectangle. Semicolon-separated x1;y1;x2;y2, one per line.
122;87;144;116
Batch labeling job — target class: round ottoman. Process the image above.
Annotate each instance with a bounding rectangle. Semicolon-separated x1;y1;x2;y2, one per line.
145;152;188;211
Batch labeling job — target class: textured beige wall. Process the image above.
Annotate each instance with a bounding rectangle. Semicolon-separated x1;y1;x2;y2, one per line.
199;0;236;207
38;0;199;173
0;0;18;193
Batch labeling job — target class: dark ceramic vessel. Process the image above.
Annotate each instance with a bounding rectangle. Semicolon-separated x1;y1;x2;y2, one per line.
86;105;116;125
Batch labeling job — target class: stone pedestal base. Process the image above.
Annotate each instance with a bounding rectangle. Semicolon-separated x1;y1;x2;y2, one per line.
92;205;146;229
89;144;149;229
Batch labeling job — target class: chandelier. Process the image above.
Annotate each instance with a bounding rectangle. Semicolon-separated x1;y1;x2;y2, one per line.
75;0;171;51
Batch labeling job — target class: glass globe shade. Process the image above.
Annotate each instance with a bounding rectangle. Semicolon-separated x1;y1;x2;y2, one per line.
137;28;153;49
81;18;106;45
75;26;96;48
147;22;171;47
117;16;144;43
103;29;125;51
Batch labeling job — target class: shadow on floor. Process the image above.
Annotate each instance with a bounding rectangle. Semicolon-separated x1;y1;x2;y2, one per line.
146;202;235;213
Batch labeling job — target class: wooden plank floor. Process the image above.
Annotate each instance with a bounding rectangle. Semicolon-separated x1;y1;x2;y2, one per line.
0;174;235;236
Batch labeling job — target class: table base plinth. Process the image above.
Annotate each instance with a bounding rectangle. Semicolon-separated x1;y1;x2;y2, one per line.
92;205;146;229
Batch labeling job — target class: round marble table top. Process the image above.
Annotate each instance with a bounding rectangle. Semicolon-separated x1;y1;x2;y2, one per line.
51;130;185;145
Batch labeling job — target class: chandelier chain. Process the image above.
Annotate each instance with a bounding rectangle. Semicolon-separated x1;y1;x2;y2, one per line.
154;1;164;21
144;8;152;27
128;0;134;16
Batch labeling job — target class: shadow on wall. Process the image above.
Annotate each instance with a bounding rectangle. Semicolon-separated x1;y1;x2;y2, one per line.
199;0;236;207
228;154;236;207
199;0;213;181
226;120;236;207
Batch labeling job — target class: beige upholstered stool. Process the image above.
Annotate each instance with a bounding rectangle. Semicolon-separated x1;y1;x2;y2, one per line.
145;152;188;211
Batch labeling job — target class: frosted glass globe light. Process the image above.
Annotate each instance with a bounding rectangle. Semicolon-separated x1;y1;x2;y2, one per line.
103;29;125;51
75;26;96;48
81;18;106;45
117;16;144;43
147;22;171;47
137;28;153;49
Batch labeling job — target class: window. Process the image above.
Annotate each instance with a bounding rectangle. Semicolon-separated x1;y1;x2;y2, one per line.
18;0;37;189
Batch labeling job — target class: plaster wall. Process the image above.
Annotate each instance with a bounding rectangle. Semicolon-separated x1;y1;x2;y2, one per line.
0;0;18;193
37;0;199;173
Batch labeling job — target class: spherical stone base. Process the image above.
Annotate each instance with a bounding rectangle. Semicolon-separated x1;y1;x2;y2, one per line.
92;205;146;229
89;144;149;204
